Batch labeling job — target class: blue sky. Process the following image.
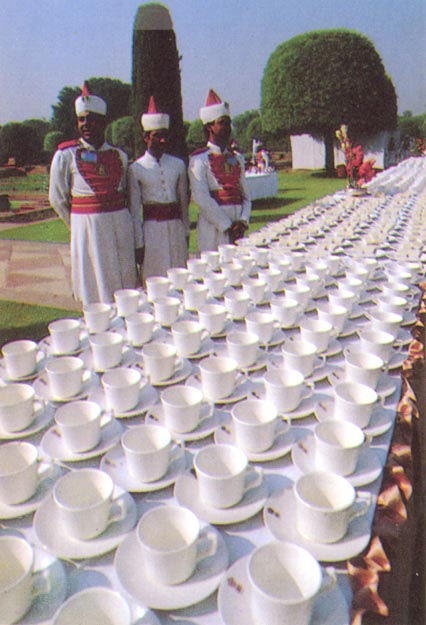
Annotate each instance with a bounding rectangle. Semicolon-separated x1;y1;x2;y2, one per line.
1;0;425;125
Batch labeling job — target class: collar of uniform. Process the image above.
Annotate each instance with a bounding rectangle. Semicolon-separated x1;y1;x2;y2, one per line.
207;141;231;155
78;138;108;151
143;150;164;164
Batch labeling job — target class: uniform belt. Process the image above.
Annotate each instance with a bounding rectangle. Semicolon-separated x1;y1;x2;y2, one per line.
71;193;125;214
143;203;181;221
210;190;242;206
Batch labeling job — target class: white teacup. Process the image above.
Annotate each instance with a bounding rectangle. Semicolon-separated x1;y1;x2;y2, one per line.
153;296;181;326
102;367;143;414
343;348;384;388
0;383;37;432
365;310;403;339
136;504;217;585
55;400;103;452
294;471;371;543
269;296;302;328
333;381;378;428
2;339;38;379
357;328;396;362
114;288;141;317
226;331;259;368
201;250;220;270
299;318;334;353
187;257;209;280
53;468;126;540
338;276;363;295
161;385;212;433
375;294;408;316
203;272;228;298
45;356;85;399
194;443;263;508
248;541;333;625
166;267;190;290
316;302;348;333
52;587;131;625
231;398;290;452
314;420;369;476
296;272;324;296
183;282;209;311
245;310;278;344
48;318;81;354
380;281;411;299
141;342;182;384
83;303;112;334
89;332;124;371
0;441;47;504
121;424;181;482
171;320;209;357
264;367;312;413
241;276;267;304
198;302;228;336
223;288;251;320
0;535;51;625
220;261;244;286
258;267;282;292
145;276;170;302
125;312;156;346
198;355;243;401
281;339;324;378
283;283;311;307
218;243;236;262
328;288;357;311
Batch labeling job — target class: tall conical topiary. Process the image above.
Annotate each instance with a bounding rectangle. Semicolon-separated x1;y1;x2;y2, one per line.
132;3;187;161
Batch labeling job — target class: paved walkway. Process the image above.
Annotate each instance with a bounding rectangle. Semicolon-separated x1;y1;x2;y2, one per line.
0;231;80;311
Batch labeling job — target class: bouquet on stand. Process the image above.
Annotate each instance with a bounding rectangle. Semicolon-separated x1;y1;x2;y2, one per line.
336;125;376;192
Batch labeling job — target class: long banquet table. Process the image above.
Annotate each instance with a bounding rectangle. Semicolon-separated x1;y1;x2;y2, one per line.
1;157;426;625
244;170;278;200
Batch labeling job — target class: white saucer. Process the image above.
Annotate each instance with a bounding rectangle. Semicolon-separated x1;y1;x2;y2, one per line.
218;554;349;625
40;418;123;462
348;305;365;320
88;382;159;418
34;488;136;559
174;471;268;525
327;367;398;399
212;344;269;373
150;359;193;387
185;337;215;359
186;375;254;404
324;338;343;357
114;522;229;610
81;344;137;373
100;445;189;492
214;420;295;462
145;404;228;441
315;398;395;437
0;352;45;382
0;403;54;440
387;350;407;370
39;333;89;356
0;464;64;520
401;311;416;326
33;369;95;403
210;320;237;338
267;354;332;383
20;546;67;625
263;487;372;562
291;432;383;487
261;328;286;348
338;322;359;338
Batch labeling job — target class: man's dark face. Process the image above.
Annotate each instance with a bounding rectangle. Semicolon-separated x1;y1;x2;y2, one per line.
144;129;168;159
77;112;107;148
208;116;232;144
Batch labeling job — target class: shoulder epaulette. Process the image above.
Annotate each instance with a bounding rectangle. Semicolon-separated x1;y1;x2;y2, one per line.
58;139;79;150
190;146;209;157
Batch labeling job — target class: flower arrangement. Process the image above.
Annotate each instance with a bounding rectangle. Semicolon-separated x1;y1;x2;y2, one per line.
411;138;426;157
335;124;376;190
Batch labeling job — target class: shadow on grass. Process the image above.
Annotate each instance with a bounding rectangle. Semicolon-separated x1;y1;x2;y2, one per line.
1;321;59;344
252;196;303;211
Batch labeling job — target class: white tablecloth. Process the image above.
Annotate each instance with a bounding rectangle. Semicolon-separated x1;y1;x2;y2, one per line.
245;171;278;200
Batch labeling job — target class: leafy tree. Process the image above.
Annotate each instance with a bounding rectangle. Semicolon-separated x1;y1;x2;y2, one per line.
51;78;131;140
132;3;186;160
22;119;51;163
43;131;66;155
186;119;205;153
232;110;261;153
262;29;397;172
0;122;40;166
398;111;426;140
109;116;134;157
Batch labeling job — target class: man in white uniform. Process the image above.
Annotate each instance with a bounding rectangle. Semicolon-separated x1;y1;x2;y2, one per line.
49;83;143;305
188;89;251;252
129;96;189;279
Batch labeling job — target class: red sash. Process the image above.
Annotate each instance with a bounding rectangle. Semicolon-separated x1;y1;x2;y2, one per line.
208;152;242;205
143;203;181;222
72;148;125;214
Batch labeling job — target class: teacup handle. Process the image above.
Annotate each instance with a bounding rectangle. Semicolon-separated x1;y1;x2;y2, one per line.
349;491;372;523
31;566;52;599
201;329;210;342
302;382;314;401
108;493;128;526
170;441;185;462
243;466;263;495
313;354;327;370
276;414;292;434
174;357;185;375
196;527;218;564
36;459;55;482
199;401;215;423
319;566;337;596
235;370;248;386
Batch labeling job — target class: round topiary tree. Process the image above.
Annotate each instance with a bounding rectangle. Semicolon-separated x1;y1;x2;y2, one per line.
109;116;134;158
262;29;397;172
132;3;186;161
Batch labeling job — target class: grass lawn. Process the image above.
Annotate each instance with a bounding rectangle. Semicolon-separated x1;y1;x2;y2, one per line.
0;301;81;344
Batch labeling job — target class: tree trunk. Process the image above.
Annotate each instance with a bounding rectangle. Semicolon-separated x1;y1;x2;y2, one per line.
324;130;335;175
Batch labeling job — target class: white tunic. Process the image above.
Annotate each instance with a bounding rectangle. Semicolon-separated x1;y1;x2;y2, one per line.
188;141;251;252
128;151;189;280
49;139;143;305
